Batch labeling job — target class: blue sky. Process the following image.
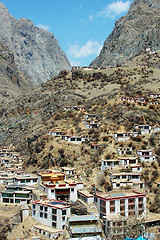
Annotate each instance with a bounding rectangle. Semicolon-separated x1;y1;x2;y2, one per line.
1;0;133;66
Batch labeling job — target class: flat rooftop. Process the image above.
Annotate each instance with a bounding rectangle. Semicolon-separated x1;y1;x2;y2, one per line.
71;226;102;234
68;215;98;222
33;199;69;209
96;189;146;199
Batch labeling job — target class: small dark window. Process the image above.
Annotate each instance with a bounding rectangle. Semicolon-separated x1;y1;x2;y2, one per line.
62;210;66;215
44;213;47;219
52;209;57;214
40;212;43;218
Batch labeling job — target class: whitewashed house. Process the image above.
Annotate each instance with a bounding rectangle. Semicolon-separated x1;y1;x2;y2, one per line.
137;150;156;162
32;199;70;230
116;147;133;156
61;135;87;144
95;189;146;219
113;132;138;142
134;125;151;135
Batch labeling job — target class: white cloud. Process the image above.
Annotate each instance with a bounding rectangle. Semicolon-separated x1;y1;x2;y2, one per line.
98;1;131;19
88;15;94;21
37;23;50;31
68;40;102;58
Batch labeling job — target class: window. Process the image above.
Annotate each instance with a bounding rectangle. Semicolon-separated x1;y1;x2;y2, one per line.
128;205;135;210
26;179;31;182
51;189;55;193
110;207;115;213
129;211;135;217
52;209;57;214
139;197;143;203
39;229;41;233
33;210;35;216
40;212;43;218
120;206;125;212
52;222;56;227
49;234;51;238
110;201;115;206
40;206;43;211
20;179;25;183
100;199;105;206
120;199;125;205
15;199;20;203
33;179;37;182
128;198;135;204
44;213;47;219
62;210;66;215
62;225;65;229
116;183;120;187
100;206;106;213
32;204;35;209
62;216;65;221
52;215;57;221
45;207;48;212
71;188;74;192
43;231;45;236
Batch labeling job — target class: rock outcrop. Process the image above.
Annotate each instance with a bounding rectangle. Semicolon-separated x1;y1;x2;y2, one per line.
0;2;71;86
0;42;31;103
90;0;160;67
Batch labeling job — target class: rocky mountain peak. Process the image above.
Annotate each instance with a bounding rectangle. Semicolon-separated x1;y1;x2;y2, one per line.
0;1;71;86
90;0;160;68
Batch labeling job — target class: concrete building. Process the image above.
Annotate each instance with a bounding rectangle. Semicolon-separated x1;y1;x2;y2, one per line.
14;174;38;185
111;172;141;184
67;215;102;238
32;199;70;230
78;189;94;205
41;180;83;201
61;167;76;176
1;190;31;204
101;157;139;171
95;189;146;220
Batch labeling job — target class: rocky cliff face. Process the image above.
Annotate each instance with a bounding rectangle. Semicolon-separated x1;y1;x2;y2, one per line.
90;0;160;67
0;42;31;103
0;2;71;86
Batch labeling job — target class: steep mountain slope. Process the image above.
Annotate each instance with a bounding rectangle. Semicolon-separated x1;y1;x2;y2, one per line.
90;0;160;67
0;2;71;86
0;42;31;104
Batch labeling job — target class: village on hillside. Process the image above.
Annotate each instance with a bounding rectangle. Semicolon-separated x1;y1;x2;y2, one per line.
1;88;160;240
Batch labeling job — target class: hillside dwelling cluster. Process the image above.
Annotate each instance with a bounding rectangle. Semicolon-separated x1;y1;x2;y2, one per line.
137;150;156;162
113;132;138;141
0;144;158;239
